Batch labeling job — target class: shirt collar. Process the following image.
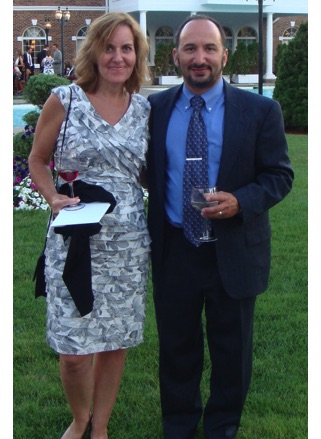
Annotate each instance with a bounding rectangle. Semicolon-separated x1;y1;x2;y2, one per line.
182;77;224;113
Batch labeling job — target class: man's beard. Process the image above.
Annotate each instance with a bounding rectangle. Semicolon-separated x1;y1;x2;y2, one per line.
182;61;224;90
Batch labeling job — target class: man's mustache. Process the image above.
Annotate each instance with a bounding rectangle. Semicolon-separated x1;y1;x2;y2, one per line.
188;64;211;70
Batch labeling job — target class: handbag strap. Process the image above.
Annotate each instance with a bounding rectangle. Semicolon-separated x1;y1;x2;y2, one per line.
57;85;73;155
46;86;73;243
54;86;73;187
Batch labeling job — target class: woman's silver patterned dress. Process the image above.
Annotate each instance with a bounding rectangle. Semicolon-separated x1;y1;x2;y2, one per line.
44;83;151;355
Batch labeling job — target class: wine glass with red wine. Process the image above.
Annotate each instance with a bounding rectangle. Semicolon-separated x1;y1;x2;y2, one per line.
54;148;85;210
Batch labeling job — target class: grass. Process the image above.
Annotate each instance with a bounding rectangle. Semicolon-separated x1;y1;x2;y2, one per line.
13;134;308;439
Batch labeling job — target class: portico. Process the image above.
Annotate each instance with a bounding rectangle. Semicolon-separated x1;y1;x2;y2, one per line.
109;0;308;81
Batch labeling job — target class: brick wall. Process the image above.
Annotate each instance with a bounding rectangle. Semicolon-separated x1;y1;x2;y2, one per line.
272;15;308;71
13;10;103;72
13;4;308;75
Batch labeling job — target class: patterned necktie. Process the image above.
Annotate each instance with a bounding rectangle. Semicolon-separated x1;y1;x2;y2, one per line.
183;95;208;246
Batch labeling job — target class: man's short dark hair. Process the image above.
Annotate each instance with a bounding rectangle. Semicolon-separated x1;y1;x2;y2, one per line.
175;14;227;49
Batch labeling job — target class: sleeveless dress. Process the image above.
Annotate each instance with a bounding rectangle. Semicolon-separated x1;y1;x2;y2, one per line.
43;57;54;74
44;83;151;355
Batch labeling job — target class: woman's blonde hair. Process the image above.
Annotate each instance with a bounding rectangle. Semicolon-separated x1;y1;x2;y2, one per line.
75;12;150;93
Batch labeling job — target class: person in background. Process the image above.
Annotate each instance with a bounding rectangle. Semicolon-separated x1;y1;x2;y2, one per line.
37;44;49;73
52;43;63;75
23;47;34;81
28;12;151;439
14;50;25;92
64;61;72;77
65;58;77;82
147;14;294;439
41;50;55;75
13;60;23;95
66;58;77;82
14;50;24;75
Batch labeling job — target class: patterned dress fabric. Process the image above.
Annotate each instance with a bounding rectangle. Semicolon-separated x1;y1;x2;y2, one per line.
183;96;209;246
43;57;54;74
44;83;151;355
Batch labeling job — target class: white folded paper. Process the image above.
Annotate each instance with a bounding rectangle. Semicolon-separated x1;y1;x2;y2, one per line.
50;202;111;227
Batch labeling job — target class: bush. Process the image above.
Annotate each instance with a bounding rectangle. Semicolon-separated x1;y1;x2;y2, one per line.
230;41;249;74
273;22;308;131
23;74;70;108
13;125;35;158
274;43;288;77
23;110;40;128
154;42;178;76
223;48;233;78
247;42;259;74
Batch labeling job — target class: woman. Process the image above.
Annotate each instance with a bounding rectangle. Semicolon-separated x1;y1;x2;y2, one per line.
28;12;151;439
14;50;25;81
14;50;24;71
42;50;54;74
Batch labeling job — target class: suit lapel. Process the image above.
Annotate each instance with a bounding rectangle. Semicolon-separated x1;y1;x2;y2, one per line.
217;82;251;187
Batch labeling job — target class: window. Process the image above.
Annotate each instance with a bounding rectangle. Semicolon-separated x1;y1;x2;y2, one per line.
237;26;257;47
223;26;233;51
22;26;46;65
76;25;90;53
155;26;174;47
280;25;298;44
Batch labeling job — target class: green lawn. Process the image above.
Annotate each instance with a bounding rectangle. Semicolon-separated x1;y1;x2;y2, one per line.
13;134;308;439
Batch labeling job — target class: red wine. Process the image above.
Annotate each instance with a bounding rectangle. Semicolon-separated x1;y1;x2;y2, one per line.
58;170;78;182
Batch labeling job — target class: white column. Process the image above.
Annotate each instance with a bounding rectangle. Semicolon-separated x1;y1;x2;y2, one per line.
264;12;276;80
139;10;147;38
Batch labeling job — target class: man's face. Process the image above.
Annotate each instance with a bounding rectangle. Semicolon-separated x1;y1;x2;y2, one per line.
173;19;228;94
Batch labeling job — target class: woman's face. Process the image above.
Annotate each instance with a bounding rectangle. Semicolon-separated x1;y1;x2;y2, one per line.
97;24;136;87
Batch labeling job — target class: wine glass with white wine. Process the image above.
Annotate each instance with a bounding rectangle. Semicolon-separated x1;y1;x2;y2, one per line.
191;185;219;242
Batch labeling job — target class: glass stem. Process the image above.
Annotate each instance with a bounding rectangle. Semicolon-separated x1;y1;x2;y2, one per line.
203;218;212;238
68;182;74;198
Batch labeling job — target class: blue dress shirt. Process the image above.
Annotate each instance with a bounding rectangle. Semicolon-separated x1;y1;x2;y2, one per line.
165;78;225;226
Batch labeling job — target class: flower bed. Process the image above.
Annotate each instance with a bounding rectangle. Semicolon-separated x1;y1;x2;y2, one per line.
13;126;50;211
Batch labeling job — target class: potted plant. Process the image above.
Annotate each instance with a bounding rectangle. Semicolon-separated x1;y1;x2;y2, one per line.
154;42;182;85
231;41;259;84
223;49;233;82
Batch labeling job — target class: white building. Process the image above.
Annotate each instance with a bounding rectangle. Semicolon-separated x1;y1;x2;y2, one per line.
108;0;308;81
13;0;308;82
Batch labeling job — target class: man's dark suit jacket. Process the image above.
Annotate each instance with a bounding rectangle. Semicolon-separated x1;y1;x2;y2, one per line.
147;80;294;299
37;49;47;72
23;51;34;75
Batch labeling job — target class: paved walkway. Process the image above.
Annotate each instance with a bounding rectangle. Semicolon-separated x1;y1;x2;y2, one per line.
13;83;261;133
13;86;169;133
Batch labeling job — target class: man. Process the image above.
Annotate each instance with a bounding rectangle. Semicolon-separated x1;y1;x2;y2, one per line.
37;44;49;73
147;14;294;439
65;58;77;81
23;47;34;81
52;43;62;75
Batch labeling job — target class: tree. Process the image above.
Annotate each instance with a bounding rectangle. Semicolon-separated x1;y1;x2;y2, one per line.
273;22;308;131
223;48;233;79
230;41;249;74
247;42;259;74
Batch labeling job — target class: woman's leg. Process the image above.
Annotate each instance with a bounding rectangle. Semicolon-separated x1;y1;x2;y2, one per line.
91;349;126;439
60;353;94;439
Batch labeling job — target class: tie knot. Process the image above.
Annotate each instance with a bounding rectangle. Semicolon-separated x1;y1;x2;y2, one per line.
190;95;205;111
